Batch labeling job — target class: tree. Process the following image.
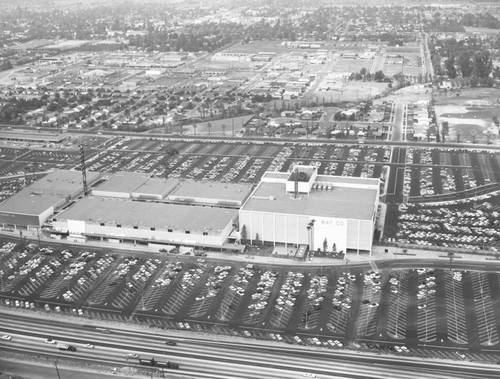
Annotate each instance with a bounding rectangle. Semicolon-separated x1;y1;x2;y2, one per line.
374;70;385;82
207;122;212;136
193;122;197;135
444;56;457;78
323;238;328;253
493;116;499;129
486;129;492;144
255;233;260;244
0;59;13;71
441;121;449;142
222;123;226;136
431;55;443;76
240;225;247;243
46;102;58;112
456;128;462;143
473;50;493;79
458;52;473;77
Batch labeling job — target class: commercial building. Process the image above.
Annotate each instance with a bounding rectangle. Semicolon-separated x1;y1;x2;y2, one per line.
0;167;379;255
239;165;379;255
0;131;68;144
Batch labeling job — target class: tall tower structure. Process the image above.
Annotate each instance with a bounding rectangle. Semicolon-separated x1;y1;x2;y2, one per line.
80;144;89;196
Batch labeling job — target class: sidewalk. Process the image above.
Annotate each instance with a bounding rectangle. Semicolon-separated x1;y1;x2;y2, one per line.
3;229;497;267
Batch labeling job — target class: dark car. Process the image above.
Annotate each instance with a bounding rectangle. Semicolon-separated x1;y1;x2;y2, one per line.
165;341;177;346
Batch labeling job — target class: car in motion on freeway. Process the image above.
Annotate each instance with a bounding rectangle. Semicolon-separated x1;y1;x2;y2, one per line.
1;335;12;341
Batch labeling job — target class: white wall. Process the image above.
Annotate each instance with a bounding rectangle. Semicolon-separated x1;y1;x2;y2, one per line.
240;210;373;252
68;219;86;234
54;218;234;247
92;190;130;199
346;219;373;251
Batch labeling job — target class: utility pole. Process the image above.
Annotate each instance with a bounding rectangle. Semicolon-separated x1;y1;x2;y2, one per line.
19;230;24;250
54;361;62;379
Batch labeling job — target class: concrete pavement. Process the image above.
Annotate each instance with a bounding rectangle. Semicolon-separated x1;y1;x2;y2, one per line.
3;228;496;269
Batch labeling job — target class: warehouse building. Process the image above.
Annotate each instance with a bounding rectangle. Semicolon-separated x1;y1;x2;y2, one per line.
51;197;239;248
48;172;253;250
239;165;379;255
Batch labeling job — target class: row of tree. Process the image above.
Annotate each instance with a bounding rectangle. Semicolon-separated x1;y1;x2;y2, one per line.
430;35;496;85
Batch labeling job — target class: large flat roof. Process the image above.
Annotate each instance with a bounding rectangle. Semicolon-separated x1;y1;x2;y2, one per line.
57;197;237;232
241;180;377;220
133;177;178;197
95;172;178;198
0;192;64;216
0;131;67;142
95;172;151;194
0;170;100;216
169;181;253;203
32;170;100;196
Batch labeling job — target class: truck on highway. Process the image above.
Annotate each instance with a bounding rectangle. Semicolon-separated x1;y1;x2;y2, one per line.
139;358;155;366
156;361;179;369
56;343;77;351
138;357;179;369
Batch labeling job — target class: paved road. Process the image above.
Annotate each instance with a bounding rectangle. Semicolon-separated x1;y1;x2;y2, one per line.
392;102;404;142
1;311;500;379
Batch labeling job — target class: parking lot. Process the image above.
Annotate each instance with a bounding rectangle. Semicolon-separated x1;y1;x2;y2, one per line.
396;192;500;250
81;138;392;182
405;148;500;198
2;240;500;361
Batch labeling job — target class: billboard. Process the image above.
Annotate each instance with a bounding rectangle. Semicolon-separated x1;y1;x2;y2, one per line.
311;216;347;254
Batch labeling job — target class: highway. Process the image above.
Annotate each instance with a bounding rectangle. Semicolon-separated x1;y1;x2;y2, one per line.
2;310;500;379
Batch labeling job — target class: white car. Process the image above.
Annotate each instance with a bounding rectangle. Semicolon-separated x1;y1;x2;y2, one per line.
1;335;12;341
44;339;56;344
84;343;94;349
